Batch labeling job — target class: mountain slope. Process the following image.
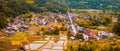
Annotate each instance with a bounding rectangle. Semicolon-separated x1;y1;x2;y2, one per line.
46;0;120;11
0;0;120;17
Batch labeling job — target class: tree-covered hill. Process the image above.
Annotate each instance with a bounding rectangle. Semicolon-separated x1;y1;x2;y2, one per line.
47;0;120;11
29;0;120;11
0;0;39;16
0;0;120;17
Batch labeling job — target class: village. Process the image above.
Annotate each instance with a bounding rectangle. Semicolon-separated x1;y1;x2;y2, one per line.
4;11;116;40
0;11;119;51
0;0;120;51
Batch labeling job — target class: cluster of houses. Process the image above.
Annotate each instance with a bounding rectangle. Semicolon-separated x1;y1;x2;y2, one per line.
32;12;67;25
67;13;114;41
83;29;113;41
4;12;67;36
3;12;114;40
70;26;113;41
31;16;49;25
4;17;30;35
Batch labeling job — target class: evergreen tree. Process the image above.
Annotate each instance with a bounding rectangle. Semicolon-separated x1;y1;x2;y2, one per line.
113;15;120;36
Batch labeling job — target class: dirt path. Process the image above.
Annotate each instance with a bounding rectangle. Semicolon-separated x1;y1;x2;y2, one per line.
41;36;67;51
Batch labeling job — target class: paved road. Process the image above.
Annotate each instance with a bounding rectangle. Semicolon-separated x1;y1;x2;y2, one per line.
68;12;77;36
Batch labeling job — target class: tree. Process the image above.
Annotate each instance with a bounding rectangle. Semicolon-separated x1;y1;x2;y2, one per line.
53;26;60;34
75;20;89;27
0;14;8;29
102;15;112;26
60;23;67;31
24;13;33;18
75;33;84;39
89;19;100;26
113;17;120;36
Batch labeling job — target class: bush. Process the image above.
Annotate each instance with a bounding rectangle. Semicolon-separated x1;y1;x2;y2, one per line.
67;31;73;39
0;46;4;51
60;26;67;31
24;13;33;18
75;20;89;28
53;26;60;35
66;40;120;51
10;32;32;41
88;26;97;29
75;33;84;39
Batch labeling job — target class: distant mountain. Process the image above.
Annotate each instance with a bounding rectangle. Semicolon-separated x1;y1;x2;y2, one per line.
72;0;120;11
0;0;120;17
37;0;120;11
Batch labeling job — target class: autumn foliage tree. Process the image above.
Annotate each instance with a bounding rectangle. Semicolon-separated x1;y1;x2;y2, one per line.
75;20;89;28
66;40;120;51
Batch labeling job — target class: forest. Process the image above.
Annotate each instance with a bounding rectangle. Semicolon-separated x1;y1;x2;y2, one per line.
1;0;120;17
35;0;120;11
